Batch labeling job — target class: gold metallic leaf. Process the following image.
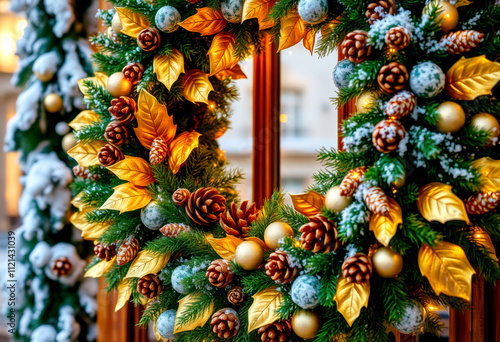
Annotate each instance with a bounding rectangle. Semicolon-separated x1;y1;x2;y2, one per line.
242;0;275;30
70;210;111;240
71;192;85;210
78;73;108;98
207;234;244;259
418;242;475;301
67;141;107;167
215;64;247;81
248;287;284;332
154;49;185;91
69;110;100;131
168;131;202;174
208;32;239;76
473;227;498;262
179;8;227;36
116;7;150;38
125;250;170;279
303;29;316;55
182;69;214;104
135;89;177;149
334;275;371;327
472;157;500;192
106;156;155;187
290;190;325;217
174;293;214;333
455;0;473;7
369;198;402;247
417;182;470;224
278;10;306;52
85;258;115;278
115;278;134;312
100;183;152;214
446;55;500;101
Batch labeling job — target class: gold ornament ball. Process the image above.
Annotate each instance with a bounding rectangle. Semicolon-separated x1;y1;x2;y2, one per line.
372;247;403;278
35;70;54;82
423;0;459;33
356;91;377;112
325;186;354;213
436;101;465;133
107;72;133;98
44;93;64;113
234;241;264;270
112;12;123;34
291;310;320;339
471;113;500;147
264;222;294;249
62;133;77;152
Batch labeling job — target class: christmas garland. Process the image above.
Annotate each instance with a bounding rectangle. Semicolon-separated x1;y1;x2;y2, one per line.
74;0;500;341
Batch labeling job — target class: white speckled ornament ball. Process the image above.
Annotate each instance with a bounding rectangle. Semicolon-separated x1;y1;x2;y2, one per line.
291;275;321;309
155;6;181;33
141;201;168;230
333;59;356;90
298;0;328;24
221;0;245;24
156;309;177;340
392;300;426;334
409;61;445;98
171;265;194;294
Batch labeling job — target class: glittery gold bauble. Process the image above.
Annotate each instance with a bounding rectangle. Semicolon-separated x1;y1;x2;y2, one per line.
325;186;354;213
112;12;123;34
423;0;459;33
44;93;64;113
107;72;133;98
372;247;403;278
35;70;54;82
471;113;500;147
356;91;377;112
234;241;264;270
436;101;465;133
291;310;320;339
264;222;294;249
62;133;77;152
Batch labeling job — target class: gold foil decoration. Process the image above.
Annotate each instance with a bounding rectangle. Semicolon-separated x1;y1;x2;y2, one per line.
154;49;185;91
168;131;202;174
290;190;325;217
303;29;316;55
473;157;500;192
115;278;134;312
125;250;170;279
207;234;244;259
215;64;247;81
69;110;99;131
84;257;115;278
242;0;275;30
174;293;214;333
473;227;498;262
67;141;107;167
182;69;214;104
369;198;402;247
277;10;306;52
100;183;152;213
248;287;284;332
78;73;108;99
334;274;371;327
208;32;239;76
115;7;150;38
70;210;111;240
417;182;470;224
107;156;155;187
179;8;227;36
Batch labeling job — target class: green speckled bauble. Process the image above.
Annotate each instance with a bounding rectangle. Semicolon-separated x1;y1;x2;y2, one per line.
221;0;245;24
155;6;181;33
333;59;356;90
409;61;445;98
298;0;328;24
141;201;168;230
156;309;177;340
171;265;193;294
392;300;426;334
291;275;321;309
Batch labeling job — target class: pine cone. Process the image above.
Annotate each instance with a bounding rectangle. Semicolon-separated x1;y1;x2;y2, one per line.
342;30;373;64
160;223;192;237
137;27;161;52
73;165;90;179
366;0;396;24
377;62;409;94
137;274;162;299
265;251;298;284
465;192;500;215
340;166;369;197
211;308;240;339
206;259;233;288
105;120;129;146
220;201;259;238
122;62;145;85
386;26;411;50
299;215;339;254
364;186;390;216
173;188;191;206
94;243;117;261
186;187;226;226
108;96;136;124
117;238;139;265
258;320;292;342
227;286;245;305
384;91;416;120
52;257;72;277
441;30;485;55
372;119;406;154
342;253;373;284
98;144;124;166
149;137;168;165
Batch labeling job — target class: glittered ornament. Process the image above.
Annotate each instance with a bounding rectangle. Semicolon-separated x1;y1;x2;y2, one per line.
470;113;500;147
171;265;194;294
44;93;63;113
62;133;77;152
107;72;133;98
112;12;123;34
409;61;445;98
356;91;377;111
392;300;426;334
372;119;406;154
291;275;321;309
325;185;354;213
377;62;409;94
423;0;458;33
156;309;177;340
372;247;403;278
221;0;245;23
342;30;372;64
264;221;294;250
465;191;500;215
234;241;264;270
297;0;328;25
333;59;356;90
291;310;320;339
155;6;181;33
384;91;416;120
141;201;168;230
436;101;465;133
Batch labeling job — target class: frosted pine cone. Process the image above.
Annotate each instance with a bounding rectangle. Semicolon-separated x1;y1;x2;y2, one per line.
340;166;369;196
73;165;90;179
94;243;117;261
149;137;168;165
105;120;129;146
265;251;298;284
465;192;500;215
122;62;144;85
52;257;72;277
372;119;406;154
206;259;233;288
441;30;485;55
342;30;373;64
211;308;240;339
299;215;339;254
160;223;192;237
384;91;416;120
228;286;245;305
220;201;259;238
258;320;292;342
186;187;226;226
342;253;373;284
117;238;139;265
386;26;411;50
364;186;390;216
98;144;124;166
137;27;161;52
377;62;409;94
173;189;191;206
366;0;396;24
137;274;162;299
108;96;136;124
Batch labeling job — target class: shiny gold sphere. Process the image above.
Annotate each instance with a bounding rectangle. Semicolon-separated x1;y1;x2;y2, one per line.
264;222;294;250
234;241;264;270
107;72;133;98
356;91;377;112
471;113;500;147
423;0;459;33
436;101;465;133
291;310;320;339
325;186;354;213
112;12;123;34
44;93;64;113
35;70;54;82
62;133;77;152
372;247;403;278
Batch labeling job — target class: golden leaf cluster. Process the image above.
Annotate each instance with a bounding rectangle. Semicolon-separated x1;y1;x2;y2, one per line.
417;182;470;224
290;190;325;217
334;275;370;327
215;65;247;81
248;287;283;332
277;10;316;53
174;293;214;333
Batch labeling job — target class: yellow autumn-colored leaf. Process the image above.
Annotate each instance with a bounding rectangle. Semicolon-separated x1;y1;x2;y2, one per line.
116;7;150;38
115;278;134;312
473;227;498;262
106;156;155;187
78;73;108;98
416;182;470;224
242;0;275;30
135;89;177;149
207;234;244;259
248;287;283;332
303;29;316;55
67;141;107;167
179;8;227;36
174;293;214;333
168;131;202;174
69;110;100;131
215;64;247;81
334;275;371;327
455;0;472;7
290;190;325;217
418;242;475;301
278;10;306;52
369;198;402;247
154;49;185;91
208;32;239;76
70;210;111;240
472;157;500;192
125;250;170;279
182;69;214;104
85;258;115;278
71;192;85;210
446;55;500;101
100;183;152;214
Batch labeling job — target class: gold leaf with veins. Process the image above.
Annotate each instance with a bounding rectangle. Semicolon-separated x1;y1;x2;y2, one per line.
369;198;402;246
182;69;214;104
303;29;316;55
85;258;115;278
417;182;470;224
278;10;306;52
207;234;244;259
67;141;107;167
106;156;155;187
248;287;284;332
70;210;111;240
208;32;239;76
69;110;100;131
472;227;498;262
290;190;325;217
71;192;85;210
215;64;247;81
115;278;134;312
242;0;275;30
472;157;500;192
100;183;152;214
174;293;214;333
78;73;108;98
179;8;227;36
154;49;185;91
125;250;170;279
334;275;370;327
116;7;150;38
168;131;201;174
